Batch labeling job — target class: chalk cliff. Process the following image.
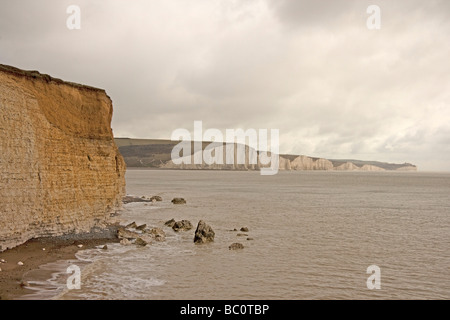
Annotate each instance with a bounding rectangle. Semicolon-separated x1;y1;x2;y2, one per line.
116;138;418;172
0;64;126;251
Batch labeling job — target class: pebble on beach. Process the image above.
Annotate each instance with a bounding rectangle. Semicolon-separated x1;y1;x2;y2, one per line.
77;244;83;248
17;261;24;266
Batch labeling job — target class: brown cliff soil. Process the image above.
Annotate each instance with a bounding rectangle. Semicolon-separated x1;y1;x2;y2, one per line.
0;64;126;251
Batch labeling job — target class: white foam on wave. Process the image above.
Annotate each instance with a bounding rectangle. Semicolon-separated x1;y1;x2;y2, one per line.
58;244;167;300
20;258;87;300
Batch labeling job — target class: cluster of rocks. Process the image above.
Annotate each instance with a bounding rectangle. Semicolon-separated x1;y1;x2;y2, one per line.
117;222;166;247
164;219;215;244
118;218;252;250
228;226;254;250
121;195;250;250
123;195;186;205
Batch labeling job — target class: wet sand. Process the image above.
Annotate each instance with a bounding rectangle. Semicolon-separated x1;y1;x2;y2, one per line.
0;228;120;300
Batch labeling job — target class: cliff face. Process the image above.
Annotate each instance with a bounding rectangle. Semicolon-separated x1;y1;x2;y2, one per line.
0;65;126;251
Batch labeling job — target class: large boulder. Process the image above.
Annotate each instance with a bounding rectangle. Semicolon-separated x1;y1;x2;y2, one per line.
172;220;193;232
194;220;215;244
172;198;187;205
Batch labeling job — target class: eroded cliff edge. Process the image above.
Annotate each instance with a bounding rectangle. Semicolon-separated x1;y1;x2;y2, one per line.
0;64;126;251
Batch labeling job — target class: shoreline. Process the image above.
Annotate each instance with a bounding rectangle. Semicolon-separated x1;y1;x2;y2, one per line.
0;226;120;300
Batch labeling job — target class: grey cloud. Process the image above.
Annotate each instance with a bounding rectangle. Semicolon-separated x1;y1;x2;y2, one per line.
0;0;449;171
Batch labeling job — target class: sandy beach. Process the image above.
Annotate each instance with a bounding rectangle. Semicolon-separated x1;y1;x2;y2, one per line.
0;227;120;300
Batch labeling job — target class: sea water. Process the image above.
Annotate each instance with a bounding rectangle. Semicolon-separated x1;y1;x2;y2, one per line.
21;170;450;300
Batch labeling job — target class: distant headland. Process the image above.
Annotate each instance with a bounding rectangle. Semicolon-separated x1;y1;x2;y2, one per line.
115;138;417;172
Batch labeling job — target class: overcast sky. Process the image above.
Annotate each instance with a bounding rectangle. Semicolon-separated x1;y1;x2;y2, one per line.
1;0;449;171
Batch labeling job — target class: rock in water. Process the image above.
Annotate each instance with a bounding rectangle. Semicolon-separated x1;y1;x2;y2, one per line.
145;227;166;242
229;243;244;250
164;218;176;227
172;220;193;232
136;224;147;231
194;220;215;244
135;238;148;247
120;239;131;246
122;196;152;204
171;198;186;205
117;228;142;240
126;221;138;229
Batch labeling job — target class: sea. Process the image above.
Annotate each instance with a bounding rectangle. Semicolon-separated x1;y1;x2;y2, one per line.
21;170;450;300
